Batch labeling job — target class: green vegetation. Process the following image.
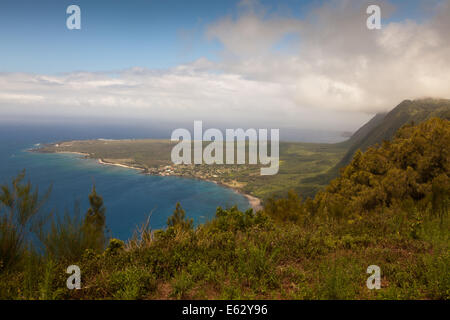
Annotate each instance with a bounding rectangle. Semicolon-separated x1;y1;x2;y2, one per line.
0;178;107;299
34;99;450;201
2;117;448;300
34;136;348;200
332;98;450;173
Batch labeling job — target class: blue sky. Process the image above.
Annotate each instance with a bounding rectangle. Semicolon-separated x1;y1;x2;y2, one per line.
0;0;438;74
0;0;448;130
0;0;279;73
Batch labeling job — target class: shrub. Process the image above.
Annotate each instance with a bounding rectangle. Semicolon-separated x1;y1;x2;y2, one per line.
108;266;157;300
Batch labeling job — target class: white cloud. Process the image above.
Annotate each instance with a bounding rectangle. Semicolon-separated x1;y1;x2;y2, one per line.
206;1;303;58
0;0;449;132
205;0;450;113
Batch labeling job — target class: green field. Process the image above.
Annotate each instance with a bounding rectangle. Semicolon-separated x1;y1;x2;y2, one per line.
35;139;348;200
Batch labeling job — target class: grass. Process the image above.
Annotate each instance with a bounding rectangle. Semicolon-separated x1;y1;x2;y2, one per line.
3;205;446;300
0;176;448;300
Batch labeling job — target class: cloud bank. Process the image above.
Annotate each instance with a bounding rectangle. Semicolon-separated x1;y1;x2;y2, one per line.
1;0;449;131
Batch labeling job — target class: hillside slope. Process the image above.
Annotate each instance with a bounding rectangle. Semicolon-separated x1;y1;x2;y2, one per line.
335;98;450;171
3;118;448;300
340;112;387;148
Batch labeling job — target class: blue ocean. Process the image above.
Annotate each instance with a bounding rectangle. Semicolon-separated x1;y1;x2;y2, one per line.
0;122;251;240
0;122;347;240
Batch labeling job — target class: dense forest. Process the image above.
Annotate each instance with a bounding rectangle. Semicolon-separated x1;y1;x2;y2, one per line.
0;117;448;299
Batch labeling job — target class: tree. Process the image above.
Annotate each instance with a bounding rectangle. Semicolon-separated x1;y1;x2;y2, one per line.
167;202;193;231
264;190;303;223
83;185;107;251
0;171;51;271
314;118;450;218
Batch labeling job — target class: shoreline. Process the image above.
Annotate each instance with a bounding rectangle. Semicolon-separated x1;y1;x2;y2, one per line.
205;178;263;212
242;193;263;212
97;158;143;171
56;151;90;157
98;158;263;211
35;148;263;212
29;149;91;157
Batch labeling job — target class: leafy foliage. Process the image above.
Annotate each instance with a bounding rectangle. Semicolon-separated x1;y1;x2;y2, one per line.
0;118;448;300
84;186;107;250
333;98;450;172
0;171;51;271
167;202;193;231
314;118;449;219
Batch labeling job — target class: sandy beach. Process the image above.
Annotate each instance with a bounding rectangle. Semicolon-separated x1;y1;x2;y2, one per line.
53;151;90;157
97;158;143;171
242;194;263;212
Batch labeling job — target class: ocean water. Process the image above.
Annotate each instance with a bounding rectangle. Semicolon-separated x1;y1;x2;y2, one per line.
0;122;347;240
0;123;250;240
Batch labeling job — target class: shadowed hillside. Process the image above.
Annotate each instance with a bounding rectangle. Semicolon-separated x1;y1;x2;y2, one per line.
304;99;450;187
336;98;450;171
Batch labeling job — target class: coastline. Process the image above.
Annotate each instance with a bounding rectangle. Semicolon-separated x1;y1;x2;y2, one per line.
56;151;90;156
242;193;263;212
97;158;143;171
99;157;263;211
33;150;91;157
42;150;263;212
